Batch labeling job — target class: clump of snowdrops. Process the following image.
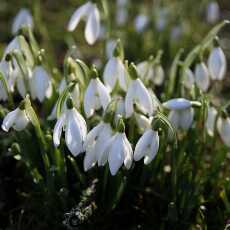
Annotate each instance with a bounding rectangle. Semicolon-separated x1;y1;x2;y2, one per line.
0;1;230;229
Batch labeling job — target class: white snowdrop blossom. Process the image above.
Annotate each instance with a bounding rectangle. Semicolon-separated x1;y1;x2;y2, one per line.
137;61;153;82
2;107;29;132
134;128;159;165
183;68;194;89
208;46;226;80
137;61;164;86
205;106;218;137
163;98;194;130
30;66;52;102
217;116;230;147
125;78;153;118
84;77;111;118
12;8;33;34
134;14;149;32
103;57;129;92
101;130;133;176
83;121;113;171
195;62;210;92
67;1;100;45
53;104;87;156
206;2;220;24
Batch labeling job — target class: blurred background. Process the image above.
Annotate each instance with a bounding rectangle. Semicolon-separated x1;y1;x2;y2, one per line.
0;0;230;229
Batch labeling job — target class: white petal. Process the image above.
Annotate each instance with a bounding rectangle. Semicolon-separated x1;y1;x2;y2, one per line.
135;79;153;116
195;62;210;92
117;59;129;91
103;58;119;91
13;109;29;131
96;78;111;110
179;108;194;130
65;110;84;156
85;5;100;45
183;68;194;89
53;113;66;147
67;2;92;31
95;123;113;162
125;80;135;118
122;133;133;169
108;134;124;175
217;117;230;147
134;129;153;162
163;98;192;110
208;47;226;80
144;130;159;165
1;109;18;132
84;148;97;171
206;106;217;136
84;122;103;150
98;135;115;166
32;66;52;102
12;8;33;34
84;79;97;118
206;2;220;24
16;77;26;98
168;110;180;130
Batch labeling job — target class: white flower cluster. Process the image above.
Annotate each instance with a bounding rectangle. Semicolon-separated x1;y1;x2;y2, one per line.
1;2;230;177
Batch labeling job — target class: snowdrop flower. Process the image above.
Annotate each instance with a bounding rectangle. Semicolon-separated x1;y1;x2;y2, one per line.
53;98;87;156
83;120;113;171
2;103;29;132
100;119;133;175
103;49;128;92
163;98;195;130
84;76;111;118
125;64;153;118
134;14;148;32
12;8;33;35
208;44;226;80
205;106;218;137
137;60;164;86
137;60;153;82
48;81;81;121
206;2;220;24
3;36;34;67
217;116;230;147
134;128;159;165
183;68;195;89
67;1;100;45
195;62;210;92
29;66;52;102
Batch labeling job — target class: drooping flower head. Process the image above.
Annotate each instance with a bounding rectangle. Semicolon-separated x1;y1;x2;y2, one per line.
84;67;111;118
2;101;30;132
53;97;87;156
67;1;100;45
